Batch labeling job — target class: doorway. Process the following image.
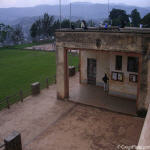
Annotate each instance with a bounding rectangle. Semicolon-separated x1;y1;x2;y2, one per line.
66;49;137;115
87;58;96;85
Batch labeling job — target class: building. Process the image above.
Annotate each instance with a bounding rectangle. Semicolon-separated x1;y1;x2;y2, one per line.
56;27;150;115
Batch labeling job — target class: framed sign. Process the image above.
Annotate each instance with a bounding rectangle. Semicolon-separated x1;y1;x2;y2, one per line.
118;72;124;82
111;72;124;82
111;72;118;81
129;74;138;83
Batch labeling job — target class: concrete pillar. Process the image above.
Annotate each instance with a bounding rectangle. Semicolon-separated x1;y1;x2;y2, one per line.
56;46;69;100
137;36;150;116
137;55;149;116
144;60;150;108
138;105;150;149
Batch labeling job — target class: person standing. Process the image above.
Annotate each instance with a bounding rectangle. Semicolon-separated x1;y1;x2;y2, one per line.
102;73;109;93
81;20;85;29
104;23;108;29
81;20;87;30
140;24;143;28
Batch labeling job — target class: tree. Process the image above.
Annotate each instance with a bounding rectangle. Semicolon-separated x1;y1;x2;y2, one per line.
30;23;38;38
30;18;43;40
53;20;60;30
103;19;111;25
11;25;24;44
87;20;96;27
130;9;141;27
36;19;43;37
109;9;129;27
42;13;54;38
0;23;13;44
74;20;82;28
61;19;70;28
30;13;54;40
141;13;150;28
0;23;7;43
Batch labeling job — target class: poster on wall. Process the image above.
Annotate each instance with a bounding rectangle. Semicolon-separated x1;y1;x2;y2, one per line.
118;73;124;82
111;72;118;81
111;72;124;82
129;74;138;83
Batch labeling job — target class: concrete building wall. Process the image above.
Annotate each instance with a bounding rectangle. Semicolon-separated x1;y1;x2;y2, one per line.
56;32;145;53
56;46;69;99
80;51;97;83
96;52;110;86
80;51;138;99
80;51;110;85
138;104;150;148
109;54;138;99
56;30;150;111
144;60;150;108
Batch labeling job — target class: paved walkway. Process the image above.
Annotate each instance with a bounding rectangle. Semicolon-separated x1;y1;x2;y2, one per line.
25;105;144;150
26;44;56;51
69;73;137;115
0;76;144;150
0;85;75;148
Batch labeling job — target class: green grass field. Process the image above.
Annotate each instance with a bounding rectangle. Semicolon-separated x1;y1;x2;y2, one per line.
0;47;79;110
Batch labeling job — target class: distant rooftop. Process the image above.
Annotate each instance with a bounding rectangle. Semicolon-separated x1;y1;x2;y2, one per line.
56;27;150;34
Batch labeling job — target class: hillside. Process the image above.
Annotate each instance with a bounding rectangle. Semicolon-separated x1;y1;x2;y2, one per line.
0;2;149;40
0;2;150;25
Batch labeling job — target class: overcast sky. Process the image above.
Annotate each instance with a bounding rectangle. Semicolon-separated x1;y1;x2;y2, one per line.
0;0;150;8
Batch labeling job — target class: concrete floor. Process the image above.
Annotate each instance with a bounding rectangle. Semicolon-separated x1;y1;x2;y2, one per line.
0;85;75;148
0;75;144;150
25;105;144;150
69;73;137;116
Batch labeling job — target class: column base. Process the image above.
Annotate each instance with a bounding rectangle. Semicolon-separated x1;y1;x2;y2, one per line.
136;108;147;118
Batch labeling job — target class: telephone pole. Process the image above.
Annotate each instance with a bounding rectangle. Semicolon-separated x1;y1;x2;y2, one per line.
108;0;110;25
59;0;62;29
70;2;72;28
108;0;110;18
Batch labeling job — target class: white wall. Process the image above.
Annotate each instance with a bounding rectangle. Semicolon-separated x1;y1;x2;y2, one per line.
109;54;138;99
96;52;110;86
80;51;97;83
80;50;138;100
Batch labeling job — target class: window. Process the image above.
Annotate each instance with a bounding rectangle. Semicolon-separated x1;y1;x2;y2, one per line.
127;57;139;72
115;55;122;70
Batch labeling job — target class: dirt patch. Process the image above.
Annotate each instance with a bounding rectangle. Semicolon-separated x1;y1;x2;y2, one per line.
0;75;144;150
25;44;56;51
0;84;75;147
25;105;144;150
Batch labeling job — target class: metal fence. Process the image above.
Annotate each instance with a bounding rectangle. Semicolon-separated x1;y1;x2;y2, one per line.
0;50;79;111
0;75;56;111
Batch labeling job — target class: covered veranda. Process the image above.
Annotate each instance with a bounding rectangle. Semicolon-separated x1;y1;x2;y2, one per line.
69;73;137;116
56;28;150;116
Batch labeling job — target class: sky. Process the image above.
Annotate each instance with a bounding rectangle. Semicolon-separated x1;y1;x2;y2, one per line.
0;0;150;8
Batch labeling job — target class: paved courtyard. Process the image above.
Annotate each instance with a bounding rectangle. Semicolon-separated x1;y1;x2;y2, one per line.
25;105;144;150
26;44;56;51
0;75;144;150
69;74;137;116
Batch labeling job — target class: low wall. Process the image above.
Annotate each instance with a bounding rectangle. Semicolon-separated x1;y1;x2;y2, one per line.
56;29;150;110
